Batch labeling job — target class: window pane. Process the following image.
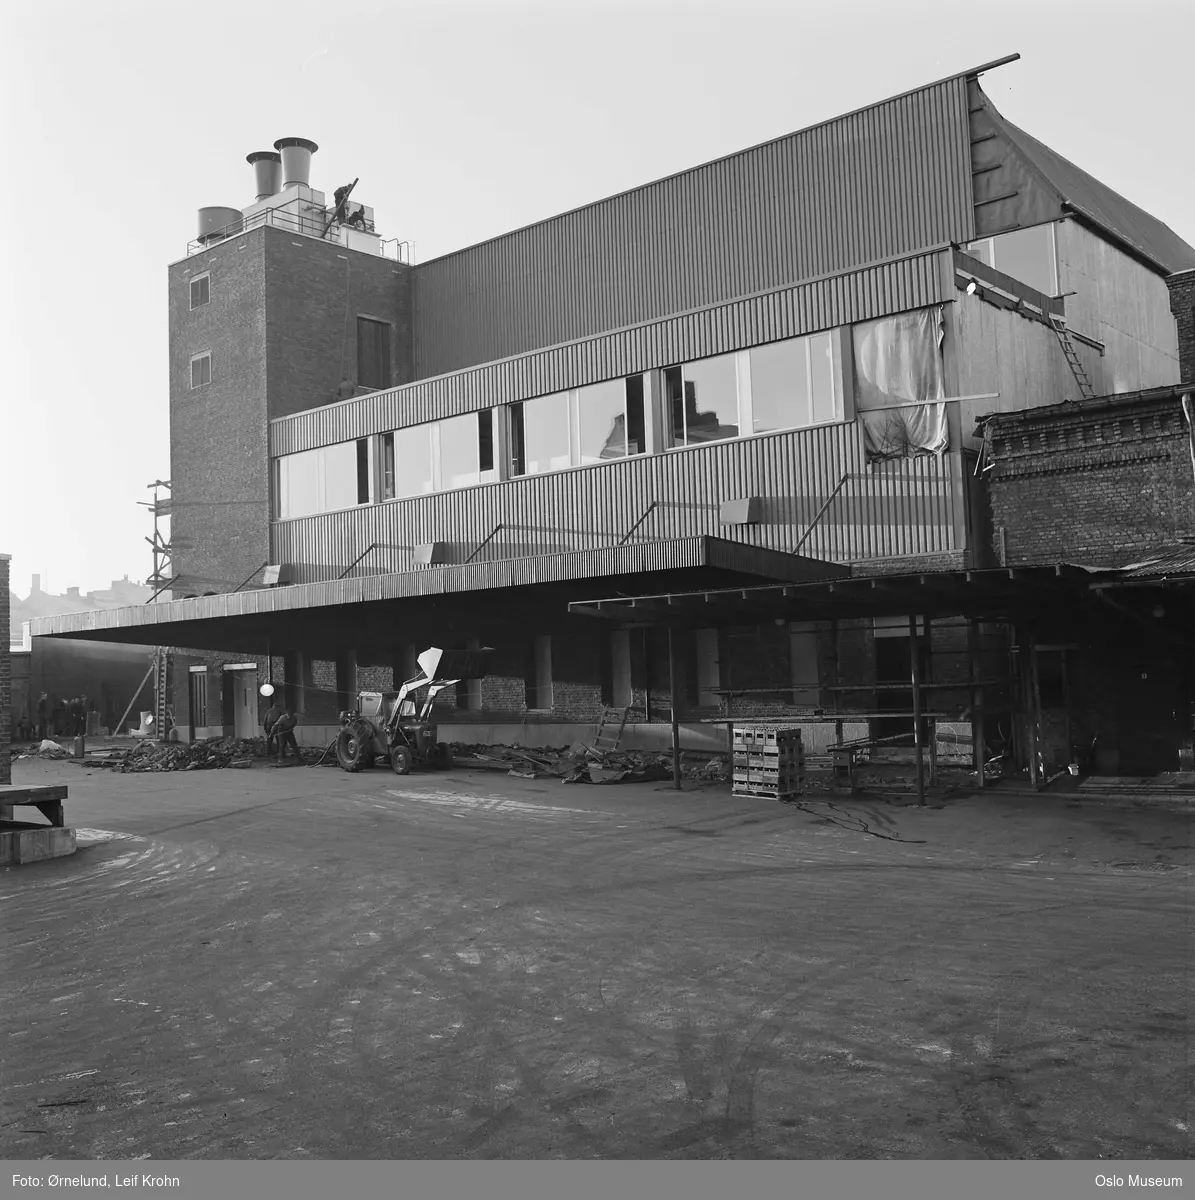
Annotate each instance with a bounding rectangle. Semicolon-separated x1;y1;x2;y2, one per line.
356;439;370;504
991;224;1056;296
576;380;627;464
439;413;481;489
808;332;837;424
393;425;434;498
964;239;993;267
522;393;570;474
664;367;685;448
681;353;739;445
190;276;209;308
381;433;395;499
478;410;494;472
509;403;526;476
321;440;358;511
278;448;321;519
750;339;811;432
625;376;645;455
191;355;210;387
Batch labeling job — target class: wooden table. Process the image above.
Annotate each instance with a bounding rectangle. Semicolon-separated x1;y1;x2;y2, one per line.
0;784;68;827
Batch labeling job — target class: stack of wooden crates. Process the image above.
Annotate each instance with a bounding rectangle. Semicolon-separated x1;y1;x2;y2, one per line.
732;724;805;800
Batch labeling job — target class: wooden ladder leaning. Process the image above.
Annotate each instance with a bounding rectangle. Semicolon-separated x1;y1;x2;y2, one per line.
1049;314;1096;400
592;706;630;755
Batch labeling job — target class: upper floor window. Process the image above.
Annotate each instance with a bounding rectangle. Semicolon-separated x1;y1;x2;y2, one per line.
190;352;211;388
381;411;496;501
750;331;841;433
276;438;371;519
357;317;391;391
509;376;646;476
189;274;210;309
965;223;1057;297
663;336;845;448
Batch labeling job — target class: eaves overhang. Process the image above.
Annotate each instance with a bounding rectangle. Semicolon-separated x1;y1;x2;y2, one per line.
30;537;848;652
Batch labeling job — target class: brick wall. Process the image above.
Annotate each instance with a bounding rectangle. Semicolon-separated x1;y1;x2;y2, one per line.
1;555;10;784
1168;270;1195;382
987;393;1195;567
169;227;411;597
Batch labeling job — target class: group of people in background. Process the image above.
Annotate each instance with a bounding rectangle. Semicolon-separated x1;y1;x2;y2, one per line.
18;693;96;741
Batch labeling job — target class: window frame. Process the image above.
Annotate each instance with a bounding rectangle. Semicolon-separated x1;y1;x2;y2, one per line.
189;273;211;310
190;351;212;388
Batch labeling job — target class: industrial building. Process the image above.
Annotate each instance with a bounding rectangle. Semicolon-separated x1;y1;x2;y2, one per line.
33;55;1195;778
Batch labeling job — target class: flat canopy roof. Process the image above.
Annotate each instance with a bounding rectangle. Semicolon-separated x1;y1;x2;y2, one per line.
30;537;847;657
568;564;1105;627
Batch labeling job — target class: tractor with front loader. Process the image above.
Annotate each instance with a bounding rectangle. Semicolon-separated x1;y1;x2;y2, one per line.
335;645;492;774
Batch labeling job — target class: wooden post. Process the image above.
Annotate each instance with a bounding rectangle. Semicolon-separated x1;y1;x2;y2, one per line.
668;626;682;791
968;619;985;790
1028;630;1045;791
910;614;926;806
925;617;937;785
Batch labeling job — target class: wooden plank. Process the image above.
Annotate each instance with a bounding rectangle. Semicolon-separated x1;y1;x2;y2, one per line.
0;785;69;803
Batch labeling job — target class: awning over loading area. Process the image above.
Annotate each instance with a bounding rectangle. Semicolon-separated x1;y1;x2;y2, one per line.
29;537;848;657
568;564;1102;627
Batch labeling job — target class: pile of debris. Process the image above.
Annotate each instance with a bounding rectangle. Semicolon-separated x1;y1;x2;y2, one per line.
15;739;74;761
113;737;264;773
450;741;730;785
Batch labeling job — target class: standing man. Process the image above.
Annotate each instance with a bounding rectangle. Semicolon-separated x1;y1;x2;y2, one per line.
36;693;48;740
272;707;299;766
261;696;283;758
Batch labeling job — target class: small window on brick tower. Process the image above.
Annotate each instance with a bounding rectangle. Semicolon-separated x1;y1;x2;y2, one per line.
190;352;212;388
357;317;391;391
190;274;210;309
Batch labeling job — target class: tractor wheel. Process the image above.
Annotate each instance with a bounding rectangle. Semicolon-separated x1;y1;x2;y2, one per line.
431;742;454;770
336;725;367;772
390;745;413;776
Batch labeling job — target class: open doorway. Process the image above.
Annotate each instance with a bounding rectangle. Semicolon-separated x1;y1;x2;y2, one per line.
222;664;259;739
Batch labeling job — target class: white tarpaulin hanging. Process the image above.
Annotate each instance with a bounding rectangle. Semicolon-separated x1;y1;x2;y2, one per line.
852;306;948;460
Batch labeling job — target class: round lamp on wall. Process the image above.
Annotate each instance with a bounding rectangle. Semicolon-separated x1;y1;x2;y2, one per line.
260;683;275;698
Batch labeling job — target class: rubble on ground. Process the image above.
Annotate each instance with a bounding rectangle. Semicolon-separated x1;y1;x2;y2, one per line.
113;737;266;772
16;740;73;760
449;741;727;785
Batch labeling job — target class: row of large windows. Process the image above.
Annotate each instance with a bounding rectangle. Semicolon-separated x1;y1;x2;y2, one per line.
273;326;850;519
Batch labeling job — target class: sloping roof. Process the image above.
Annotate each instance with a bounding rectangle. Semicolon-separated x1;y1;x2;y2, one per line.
999;117;1195;275
1111;543;1195;581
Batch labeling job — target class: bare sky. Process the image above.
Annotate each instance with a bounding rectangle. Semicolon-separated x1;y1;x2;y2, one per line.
2;0;1191;601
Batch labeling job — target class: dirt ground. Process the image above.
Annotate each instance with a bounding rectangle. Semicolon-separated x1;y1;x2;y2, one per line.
1;756;1191;1160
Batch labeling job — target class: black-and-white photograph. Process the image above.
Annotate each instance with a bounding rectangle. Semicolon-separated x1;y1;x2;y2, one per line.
1;2;1192;1195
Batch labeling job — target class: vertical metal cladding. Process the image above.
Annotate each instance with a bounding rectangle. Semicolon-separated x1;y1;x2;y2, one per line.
409;78;973;377
271;427;959;584
270;249;952;456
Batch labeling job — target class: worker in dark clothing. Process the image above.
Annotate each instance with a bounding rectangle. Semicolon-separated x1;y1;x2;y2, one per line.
36;693;48;740
334;377;356;402
272;708;299;766
70;696;84;736
262;698;283;757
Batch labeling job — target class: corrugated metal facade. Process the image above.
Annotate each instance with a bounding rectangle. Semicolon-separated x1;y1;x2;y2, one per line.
271;423;959;583
271;249;952;455
409;78;975;376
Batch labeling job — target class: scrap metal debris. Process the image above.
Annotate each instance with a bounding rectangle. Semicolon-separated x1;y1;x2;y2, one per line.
449;742;728;785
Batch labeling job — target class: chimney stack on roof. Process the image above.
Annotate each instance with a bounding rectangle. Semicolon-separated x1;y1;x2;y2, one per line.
247;150;283;201
273;137;318;188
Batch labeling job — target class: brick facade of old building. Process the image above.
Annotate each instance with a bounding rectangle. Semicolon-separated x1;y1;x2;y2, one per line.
1168;269;1195;381
986;388;1195;569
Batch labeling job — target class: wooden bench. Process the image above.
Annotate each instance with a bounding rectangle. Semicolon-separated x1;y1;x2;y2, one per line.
0;784;68;828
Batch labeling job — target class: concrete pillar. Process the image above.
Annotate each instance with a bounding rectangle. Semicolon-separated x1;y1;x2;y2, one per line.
336;650;358;712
